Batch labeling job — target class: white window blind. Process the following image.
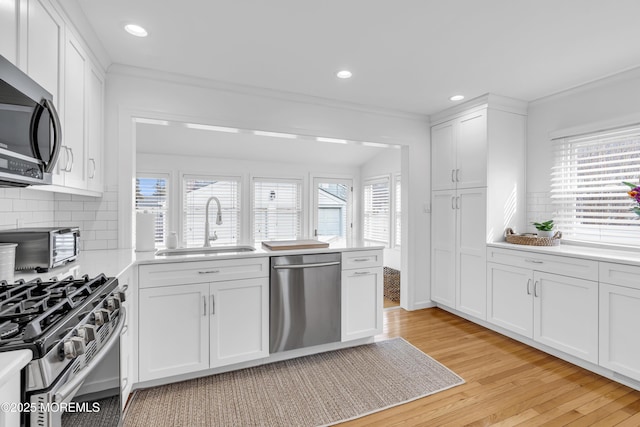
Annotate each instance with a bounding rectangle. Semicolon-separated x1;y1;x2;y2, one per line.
183;176;240;246
364;178;390;246
551;124;640;246
395;175;401;247
253;178;302;242
135;175;168;244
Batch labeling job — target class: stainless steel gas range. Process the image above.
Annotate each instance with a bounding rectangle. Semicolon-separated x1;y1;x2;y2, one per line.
0;274;125;427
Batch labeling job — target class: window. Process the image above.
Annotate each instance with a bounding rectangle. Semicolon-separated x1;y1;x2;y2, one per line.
363;178;390;246
253;178;302;242
135;174;169;244
183;176;240;246
551;124;640;246
394;174;401;247
314;178;352;246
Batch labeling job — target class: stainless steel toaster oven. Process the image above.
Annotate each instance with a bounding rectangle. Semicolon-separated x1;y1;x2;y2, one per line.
0;227;80;272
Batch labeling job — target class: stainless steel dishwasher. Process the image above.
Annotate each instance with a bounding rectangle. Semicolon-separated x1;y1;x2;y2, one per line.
270;252;341;352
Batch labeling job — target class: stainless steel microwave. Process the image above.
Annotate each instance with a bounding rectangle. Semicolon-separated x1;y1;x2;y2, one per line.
0;227;80;272
0;54;61;187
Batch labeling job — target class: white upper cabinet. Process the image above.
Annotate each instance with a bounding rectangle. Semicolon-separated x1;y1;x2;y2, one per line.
86;65;104;192
26;0;64;106
58;28;86;189
0;0;19;64
431;110;487;191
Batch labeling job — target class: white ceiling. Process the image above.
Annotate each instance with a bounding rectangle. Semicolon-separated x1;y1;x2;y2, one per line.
136;122;393;167
76;0;640;116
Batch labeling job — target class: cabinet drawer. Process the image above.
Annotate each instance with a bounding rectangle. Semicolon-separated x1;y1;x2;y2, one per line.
600;262;640;290
342;250;383;270
487;247;598;281
139;257;269;288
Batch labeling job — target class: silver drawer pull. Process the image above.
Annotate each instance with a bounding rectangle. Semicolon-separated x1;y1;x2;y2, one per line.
120;325;129;336
353;258;369;262
353;271;370;275
199;270;220;274
525;259;543;264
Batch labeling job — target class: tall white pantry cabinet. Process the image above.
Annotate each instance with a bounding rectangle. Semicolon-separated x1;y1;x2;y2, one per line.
430;95;527;318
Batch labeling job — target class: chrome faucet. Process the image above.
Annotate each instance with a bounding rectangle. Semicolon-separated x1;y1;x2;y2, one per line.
204;196;223;247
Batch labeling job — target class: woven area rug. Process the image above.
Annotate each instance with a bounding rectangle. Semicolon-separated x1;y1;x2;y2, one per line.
123;338;464;427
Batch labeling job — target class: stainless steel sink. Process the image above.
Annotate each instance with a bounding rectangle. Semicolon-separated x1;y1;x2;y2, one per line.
156;246;256;256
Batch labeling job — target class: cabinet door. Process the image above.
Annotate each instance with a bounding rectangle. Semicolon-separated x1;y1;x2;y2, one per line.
431;190;456;307
431;121;456;191
210;278;269;367
138;284;209;381
456;188;487;319
26;0;63;105
487;263;533;338
341;266;383;341
61;29;86;189
0;0;18;64
533;272;598;363
456;111;487;189
86;65;104;193
599;283;640;381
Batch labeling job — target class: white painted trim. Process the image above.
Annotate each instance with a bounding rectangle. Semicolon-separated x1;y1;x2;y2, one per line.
108;63;429;123
549;113;640;141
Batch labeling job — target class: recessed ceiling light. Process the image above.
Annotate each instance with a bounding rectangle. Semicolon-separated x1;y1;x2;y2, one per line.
449;95;465;102
336;70;353;79
124;24;148;37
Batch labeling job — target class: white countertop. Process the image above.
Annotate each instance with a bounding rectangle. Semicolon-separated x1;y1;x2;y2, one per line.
13;242;384;281
488;241;640;267
0;350;31;388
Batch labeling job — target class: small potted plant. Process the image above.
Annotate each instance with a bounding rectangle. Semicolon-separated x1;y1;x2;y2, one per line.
532;220;555;238
623;179;640;217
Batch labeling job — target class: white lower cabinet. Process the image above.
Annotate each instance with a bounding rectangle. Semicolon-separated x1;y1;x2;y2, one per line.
487;261;598;363
139;283;209;381
599;262;640;382
138;276;268;382
341;267;383;341
341;249;383;342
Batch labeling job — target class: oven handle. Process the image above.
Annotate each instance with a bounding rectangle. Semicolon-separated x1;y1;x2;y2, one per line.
54;306;126;403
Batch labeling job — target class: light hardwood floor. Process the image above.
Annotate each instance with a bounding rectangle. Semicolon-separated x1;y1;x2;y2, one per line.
342;308;640;426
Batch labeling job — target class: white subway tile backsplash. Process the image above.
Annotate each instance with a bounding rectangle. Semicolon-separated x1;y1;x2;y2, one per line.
0;187;119;251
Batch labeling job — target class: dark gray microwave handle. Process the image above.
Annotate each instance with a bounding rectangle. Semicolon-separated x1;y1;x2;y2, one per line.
42;98;62;173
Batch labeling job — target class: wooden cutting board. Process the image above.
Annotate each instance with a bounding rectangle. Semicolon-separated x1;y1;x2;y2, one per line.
261;239;330;250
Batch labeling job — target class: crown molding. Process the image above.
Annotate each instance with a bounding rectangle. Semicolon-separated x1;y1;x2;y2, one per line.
429;93;529;125
107;64;429;123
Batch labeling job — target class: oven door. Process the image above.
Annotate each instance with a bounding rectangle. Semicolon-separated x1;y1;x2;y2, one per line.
26;307;125;427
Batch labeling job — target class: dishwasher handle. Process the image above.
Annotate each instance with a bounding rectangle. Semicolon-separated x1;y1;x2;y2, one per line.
273;261;341;270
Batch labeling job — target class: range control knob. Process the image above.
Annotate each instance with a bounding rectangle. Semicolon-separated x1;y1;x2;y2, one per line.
117;291;126;303
63;337;86;360
77;324;97;344
93;308;111;326
105;296;121;312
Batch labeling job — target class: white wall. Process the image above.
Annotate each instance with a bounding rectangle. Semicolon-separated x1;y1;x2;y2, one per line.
360;148;402;271
527;67;640;231
106;66;432;310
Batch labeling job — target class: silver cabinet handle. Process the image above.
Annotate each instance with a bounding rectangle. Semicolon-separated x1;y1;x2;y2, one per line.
456;169;460;182
525;259;544;264
120;325;129;336
203;296;207;316
61;147;71;172
353;258;369;262
534;281;539;298
456;196;460;210
211;294;215;315
451;169;455;182
451;196;456;210
121;284;129;292
89;158;96;179
67;147;74;172
526;278;531;295
198;270;220;274
353;271;371;276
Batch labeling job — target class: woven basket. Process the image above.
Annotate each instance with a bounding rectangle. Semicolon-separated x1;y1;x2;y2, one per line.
504;228;562;246
383;267;401;302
